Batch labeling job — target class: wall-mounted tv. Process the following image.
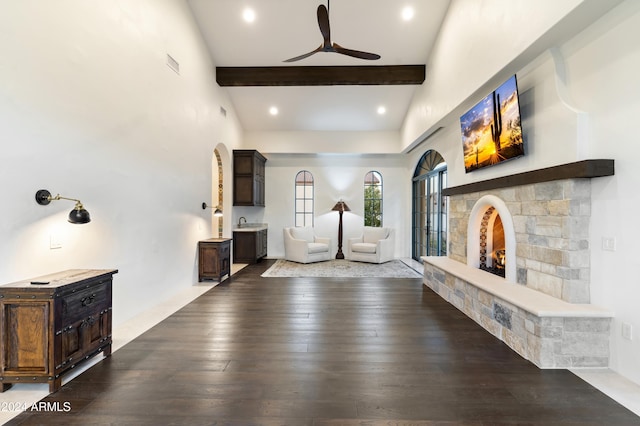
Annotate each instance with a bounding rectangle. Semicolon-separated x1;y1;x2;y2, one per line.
460;75;525;173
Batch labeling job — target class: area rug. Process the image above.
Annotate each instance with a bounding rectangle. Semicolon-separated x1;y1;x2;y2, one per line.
261;259;422;278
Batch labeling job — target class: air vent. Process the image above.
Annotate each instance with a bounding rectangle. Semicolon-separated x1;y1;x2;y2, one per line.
219;106;227;117
166;54;180;74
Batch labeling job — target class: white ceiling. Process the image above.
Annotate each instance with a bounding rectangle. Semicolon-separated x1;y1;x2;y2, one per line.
187;0;451;132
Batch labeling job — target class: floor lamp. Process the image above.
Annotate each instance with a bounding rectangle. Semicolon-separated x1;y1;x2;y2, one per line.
332;200;350;259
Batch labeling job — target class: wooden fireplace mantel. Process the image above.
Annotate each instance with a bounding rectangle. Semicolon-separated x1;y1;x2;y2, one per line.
442;159;614;197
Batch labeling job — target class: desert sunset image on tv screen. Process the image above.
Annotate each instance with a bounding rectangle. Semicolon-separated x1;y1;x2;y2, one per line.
460;75;525;173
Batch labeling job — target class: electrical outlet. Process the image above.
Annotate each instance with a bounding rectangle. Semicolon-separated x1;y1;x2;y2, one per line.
602;237;616;252
49;234;62;250
622;323;633;340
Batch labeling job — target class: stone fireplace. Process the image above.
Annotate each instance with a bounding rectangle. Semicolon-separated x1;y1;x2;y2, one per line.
422;160;616;368
454;180;591;303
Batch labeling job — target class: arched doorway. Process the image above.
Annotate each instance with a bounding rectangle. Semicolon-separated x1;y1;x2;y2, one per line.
412;150;447;261
212;145;232;238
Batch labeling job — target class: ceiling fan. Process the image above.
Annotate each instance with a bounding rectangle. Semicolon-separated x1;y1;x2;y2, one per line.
283;0;381;62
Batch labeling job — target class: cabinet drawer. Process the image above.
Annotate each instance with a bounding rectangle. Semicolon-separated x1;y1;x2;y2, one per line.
60;281;110;324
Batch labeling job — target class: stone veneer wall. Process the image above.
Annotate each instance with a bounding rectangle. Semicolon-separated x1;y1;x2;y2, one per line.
448;179;592;303
423;260;611;368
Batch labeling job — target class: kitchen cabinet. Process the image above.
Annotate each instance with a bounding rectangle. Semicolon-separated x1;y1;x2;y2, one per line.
0;269;117;393
233;150;266;206
233;228;267;264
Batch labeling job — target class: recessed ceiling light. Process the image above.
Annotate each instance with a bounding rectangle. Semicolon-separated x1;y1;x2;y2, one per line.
269;106;279;116
243;8;256;23
402;6;415;21
377;106;387;115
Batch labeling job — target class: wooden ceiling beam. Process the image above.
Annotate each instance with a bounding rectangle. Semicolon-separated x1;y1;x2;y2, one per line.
215;65;425;87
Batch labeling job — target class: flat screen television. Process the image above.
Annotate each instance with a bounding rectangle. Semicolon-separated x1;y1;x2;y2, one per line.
460;75;525;173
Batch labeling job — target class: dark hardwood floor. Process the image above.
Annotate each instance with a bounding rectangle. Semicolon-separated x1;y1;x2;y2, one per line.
8;260;640;425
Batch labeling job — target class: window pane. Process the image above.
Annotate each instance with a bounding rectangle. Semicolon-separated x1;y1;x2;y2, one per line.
364;171;383;227
295;170;314;227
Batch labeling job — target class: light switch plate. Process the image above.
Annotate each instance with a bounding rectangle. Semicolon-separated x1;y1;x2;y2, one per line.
50;234;62;250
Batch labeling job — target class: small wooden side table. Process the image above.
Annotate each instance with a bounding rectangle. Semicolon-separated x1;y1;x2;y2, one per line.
198;238;231;281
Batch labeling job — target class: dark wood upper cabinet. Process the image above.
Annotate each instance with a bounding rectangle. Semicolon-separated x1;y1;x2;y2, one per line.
233;150;266;206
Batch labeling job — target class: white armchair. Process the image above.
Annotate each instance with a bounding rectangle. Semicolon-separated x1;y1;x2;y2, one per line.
348;226;394;264
283;227;331;264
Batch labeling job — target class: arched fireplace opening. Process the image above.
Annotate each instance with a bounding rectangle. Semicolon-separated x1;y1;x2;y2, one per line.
479;207;506;277
467;195;516;282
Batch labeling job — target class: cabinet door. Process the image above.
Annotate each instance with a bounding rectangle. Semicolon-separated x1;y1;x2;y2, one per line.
234;175;254;205
58;318;84;370
255;231;263;259
84;310;111;354
259;229;268;258
57;311;110;373
254;155;265;206
250;229;267;259
233;150;266;206
199;244;220;277
1;301;50;376
219;242;231;277
234;232;257;263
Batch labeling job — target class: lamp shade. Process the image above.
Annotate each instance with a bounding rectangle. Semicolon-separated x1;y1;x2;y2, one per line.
68;206;91;224
202;202;223;217
331;201;351;212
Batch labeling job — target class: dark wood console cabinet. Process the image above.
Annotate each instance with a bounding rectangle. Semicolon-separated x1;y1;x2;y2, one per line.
0;269;117;393
233;150;266;206
233;229;267;264
198;238;231;281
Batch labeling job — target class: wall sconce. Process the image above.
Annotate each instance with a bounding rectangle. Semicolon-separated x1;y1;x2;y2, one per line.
35;189;91;224
331;200;350;259
202;202;223;217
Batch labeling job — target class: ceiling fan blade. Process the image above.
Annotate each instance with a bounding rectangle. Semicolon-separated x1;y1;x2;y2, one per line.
333;43;381;60
283;45;323;63
317;4;331;48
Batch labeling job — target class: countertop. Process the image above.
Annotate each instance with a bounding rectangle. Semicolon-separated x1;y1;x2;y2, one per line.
233;223;268;232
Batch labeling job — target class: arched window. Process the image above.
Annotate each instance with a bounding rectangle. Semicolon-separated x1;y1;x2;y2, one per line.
364;171;383;227
412;150;447;260
295;171;314;227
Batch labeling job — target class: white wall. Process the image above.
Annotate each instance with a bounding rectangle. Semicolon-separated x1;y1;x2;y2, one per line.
256;154;411;259
0;0;243;326
401;0;624;153
405;0;640;386
565;1;640;385
244;130;402;154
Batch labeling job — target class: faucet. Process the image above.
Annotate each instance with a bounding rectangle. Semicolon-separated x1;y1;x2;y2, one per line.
238;216;247;226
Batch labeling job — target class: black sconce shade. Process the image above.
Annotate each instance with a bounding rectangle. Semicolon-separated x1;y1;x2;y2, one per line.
202;202;223;217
